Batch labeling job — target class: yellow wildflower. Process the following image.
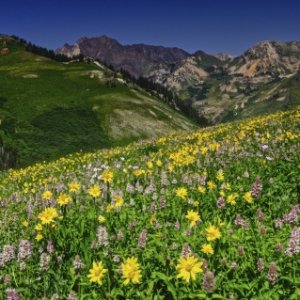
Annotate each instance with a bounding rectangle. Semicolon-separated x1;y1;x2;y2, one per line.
22;220;29;227
87;261;107;285
38;207;58;225
185;210;200;227
114;195;124;208
42;190;53;200
106;204;114;212
121;257;142;285
88;185;101;198
226;193;238;205
156;160;162;167
98;215;106;223
192;201;199;207
102;170;113;183
216;170;224;181
35;233;43;241
176;255;203;283
205;225;221;241
207;181;216;190
197;186;206;194
243;192;253;204
35;223;43;231
201;244;214;255
133;169;146;177
57;193;72;206
68;181;80;193
176;187;188;199
146;161;153;169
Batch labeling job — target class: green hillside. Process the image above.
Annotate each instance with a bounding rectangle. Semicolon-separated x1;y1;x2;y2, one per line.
0;36;196;168
0;108;299;299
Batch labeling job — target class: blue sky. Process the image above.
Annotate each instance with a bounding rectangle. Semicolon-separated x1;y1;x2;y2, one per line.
1;0;300;55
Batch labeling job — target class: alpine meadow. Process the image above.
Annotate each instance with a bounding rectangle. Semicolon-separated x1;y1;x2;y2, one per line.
1;0;300;298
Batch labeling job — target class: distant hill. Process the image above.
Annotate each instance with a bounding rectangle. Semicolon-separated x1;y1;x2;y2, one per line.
57;37;300;124
0;35;196;168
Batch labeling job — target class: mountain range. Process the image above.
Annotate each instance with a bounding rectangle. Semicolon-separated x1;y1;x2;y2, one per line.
57;37;300;123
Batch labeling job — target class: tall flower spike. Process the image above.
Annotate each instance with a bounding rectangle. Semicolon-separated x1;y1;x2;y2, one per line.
203;271;215;293
268;262;278;284
285;227;299;256
138;229;148;249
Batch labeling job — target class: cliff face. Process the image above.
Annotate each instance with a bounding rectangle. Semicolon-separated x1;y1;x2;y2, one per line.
56;35;189;78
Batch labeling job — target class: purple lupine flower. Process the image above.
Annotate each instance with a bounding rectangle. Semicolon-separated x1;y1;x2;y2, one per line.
135;181;144;193
3;274;11;285
126;183;135;194
117;229;124;241
274;218;283;229
184;229;192;237
171;242;178;250
216;196;225;209
231;261;238;270
257;209;265;221
97;226;109;247
67;291;77;300
174;220;180;231
138;229;148;249
161;172;170;186
6;288;21;300
46;241;55;254
282;205;299;224
0;253;4;268
259;225;267;235
203;271;215;293
2;245;15;264
251;177;263;198
257;258;264;272
17;239;32;260
159;196;166;209
237;246;245;256
39;253;50;271
234;214;249;230
150;202;157;213
19;261;26;271
171;178;177;185
220;258;227;267
128;220;137;230
26;203;33;217
90;241;97;249
73;255;85;270
285;227;299;256
181;243;192;258
152;192;158;201
144;181;156;194
268;262;278;284
275;242;284;253
228;294;235;300
113;255;120;263
57;255;63;264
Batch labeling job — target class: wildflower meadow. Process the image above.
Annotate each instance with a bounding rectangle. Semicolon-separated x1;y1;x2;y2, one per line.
0;108;299;299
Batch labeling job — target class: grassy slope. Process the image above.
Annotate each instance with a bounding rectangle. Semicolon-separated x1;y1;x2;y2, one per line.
0;38;197;167
0;108;299;299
